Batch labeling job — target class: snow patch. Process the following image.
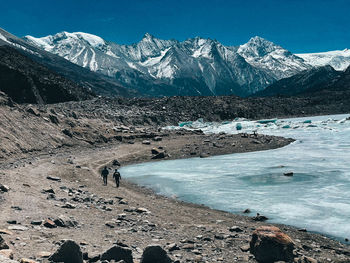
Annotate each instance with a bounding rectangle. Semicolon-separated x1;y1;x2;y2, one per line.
0;33;10;43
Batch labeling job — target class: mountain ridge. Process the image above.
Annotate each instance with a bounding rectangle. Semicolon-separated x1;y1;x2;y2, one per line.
24;31;317;96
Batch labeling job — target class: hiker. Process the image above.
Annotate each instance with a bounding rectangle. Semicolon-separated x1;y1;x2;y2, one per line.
113;168;121;188
101;166;109;185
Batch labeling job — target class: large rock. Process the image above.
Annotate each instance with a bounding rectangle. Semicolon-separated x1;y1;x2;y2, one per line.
140;245;172;263
250;226;294;263
48;240;83;263
151;152;166;159
54;215;78;228
0;235;9;249
100;245;133;263
0;184;10;192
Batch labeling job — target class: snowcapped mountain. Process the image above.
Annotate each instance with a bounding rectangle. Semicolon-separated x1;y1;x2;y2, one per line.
296;49;350;71
24;31;345;97
237;36;310;79
0;27;135;98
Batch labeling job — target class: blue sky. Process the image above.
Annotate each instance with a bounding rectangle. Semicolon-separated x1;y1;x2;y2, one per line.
1;0;349;53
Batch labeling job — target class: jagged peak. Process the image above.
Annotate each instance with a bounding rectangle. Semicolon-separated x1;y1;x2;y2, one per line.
141;32;155;41
245;36;277;47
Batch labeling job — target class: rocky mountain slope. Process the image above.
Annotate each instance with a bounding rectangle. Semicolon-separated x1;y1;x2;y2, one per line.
0;28;136;100
254;65;342;97
254;64;350;98
0;45;93;103
24;32;314;96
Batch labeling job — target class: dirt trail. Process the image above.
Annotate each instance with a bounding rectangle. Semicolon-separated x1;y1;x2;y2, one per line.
0;134;349;263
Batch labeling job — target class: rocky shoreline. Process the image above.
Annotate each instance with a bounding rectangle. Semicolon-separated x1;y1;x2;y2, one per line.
0;128;350;263
0;94;350;262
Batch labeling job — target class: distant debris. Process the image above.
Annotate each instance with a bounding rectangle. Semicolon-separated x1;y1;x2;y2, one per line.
252;213;268;222
284;172;294;177
46;176;61;182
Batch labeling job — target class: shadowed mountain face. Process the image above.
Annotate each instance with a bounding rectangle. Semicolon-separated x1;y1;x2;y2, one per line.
0;45;94;104
254;65;342;97
0;28;137;101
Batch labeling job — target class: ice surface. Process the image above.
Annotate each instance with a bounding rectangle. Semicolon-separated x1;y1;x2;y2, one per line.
121;114;350;240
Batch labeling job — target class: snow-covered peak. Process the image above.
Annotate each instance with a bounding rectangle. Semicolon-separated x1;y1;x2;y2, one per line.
237;36;309;79
24;31;106;51
141;32;155;41
238;36;282;58
296;49;350;71
71;32;105;47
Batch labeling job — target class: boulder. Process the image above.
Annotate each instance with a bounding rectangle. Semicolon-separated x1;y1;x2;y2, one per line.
42;187;55;194
30;220;42;226
252;213;268;221
0;184;10;192
49;114;59;124
26;107;40;116
100;245;133;263
229;226;243;232
46;176;61;182
151;148;161;155
113;159;121;166
48;240;83;263
153;136;163;141
250;226;294;263
61;202;76;209
140;245;172;263
62;129;73;137
43;219;56;228
136;207;150;214
166;243;179;252
151;152;166;159
142;140;151;145
54;215;78;228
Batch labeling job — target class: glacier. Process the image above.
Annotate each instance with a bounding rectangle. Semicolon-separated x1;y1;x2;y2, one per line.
296;49;350;71
121;114;350;241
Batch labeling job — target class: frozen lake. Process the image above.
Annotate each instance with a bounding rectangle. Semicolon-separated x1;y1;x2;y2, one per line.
120;114;350;240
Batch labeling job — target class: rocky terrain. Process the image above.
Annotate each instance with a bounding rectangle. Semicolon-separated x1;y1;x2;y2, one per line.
1;88;350;162
0;91;350;262
0;45;94;104
255;64;350;98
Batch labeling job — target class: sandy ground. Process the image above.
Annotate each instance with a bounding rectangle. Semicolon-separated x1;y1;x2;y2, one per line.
0;132;349;263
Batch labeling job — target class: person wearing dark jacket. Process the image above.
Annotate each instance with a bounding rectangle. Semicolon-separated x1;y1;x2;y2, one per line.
113;169;121;188
101;166;109;185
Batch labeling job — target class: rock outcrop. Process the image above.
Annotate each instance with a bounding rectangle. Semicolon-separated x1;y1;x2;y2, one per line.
250;226;294;262
100;245;133;263
48;240;83;263
140;245;172;263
